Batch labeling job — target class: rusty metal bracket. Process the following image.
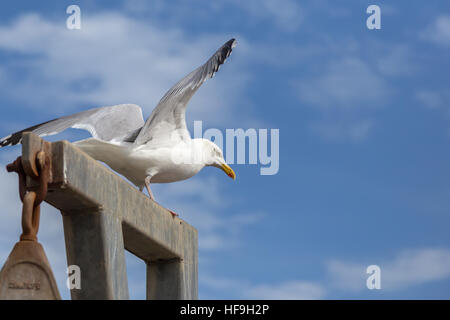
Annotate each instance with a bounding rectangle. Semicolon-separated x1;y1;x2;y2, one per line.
6;145;51;242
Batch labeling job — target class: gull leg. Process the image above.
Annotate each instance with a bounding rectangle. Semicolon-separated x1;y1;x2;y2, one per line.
144;176;155;200
145;176;178;218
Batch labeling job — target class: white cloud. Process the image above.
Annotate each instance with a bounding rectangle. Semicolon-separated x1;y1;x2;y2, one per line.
233;0;304;32
153;177;264;250
288;35;417;143
0;12;253;128
422;15;450;47
245;281;326;300
383;248;450;289
294;56;390;141
327;260;366;292
201;247;450;299
310;119;374;142
123;0;304;32
200;274;326;300
376;45;416;77
416;90;449;110
328;248;450;292
293;47;394;142
297;57;389;110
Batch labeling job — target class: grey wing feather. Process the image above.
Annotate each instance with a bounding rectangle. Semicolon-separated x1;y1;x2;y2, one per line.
0;104;144;147
134;38;236;146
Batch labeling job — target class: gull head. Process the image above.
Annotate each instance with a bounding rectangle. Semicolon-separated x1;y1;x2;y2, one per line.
201;139;236;180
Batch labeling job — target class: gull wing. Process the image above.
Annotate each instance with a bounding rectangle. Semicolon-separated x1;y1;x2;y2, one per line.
134;38;236;146
0;104;145;147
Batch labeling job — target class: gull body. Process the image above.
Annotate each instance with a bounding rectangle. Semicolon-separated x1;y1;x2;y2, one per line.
0;38;237;204
74;138;218;187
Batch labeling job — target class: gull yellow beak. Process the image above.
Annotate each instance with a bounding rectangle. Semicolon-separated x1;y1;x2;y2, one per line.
221;163;236;180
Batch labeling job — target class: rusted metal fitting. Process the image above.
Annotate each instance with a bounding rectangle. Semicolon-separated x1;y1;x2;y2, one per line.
6;157;26;202
6;150;50;242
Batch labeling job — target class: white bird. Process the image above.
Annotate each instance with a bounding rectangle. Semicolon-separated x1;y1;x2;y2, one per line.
0;39;237;214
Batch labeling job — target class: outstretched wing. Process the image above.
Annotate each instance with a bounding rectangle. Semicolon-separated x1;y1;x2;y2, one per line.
134;38;236;146
0;104;144;147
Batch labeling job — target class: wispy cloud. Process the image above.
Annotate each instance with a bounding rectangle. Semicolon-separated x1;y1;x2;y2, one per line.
200;274;326;300
231;0;304;32
421;15;450;47
123;0;305;32
297;57;389;110
376;45;417;77
310;119;374;142
153;177;265;250
201;247;450;299
244;281;326;300
328;248;450;292
0;12;253;128
294;54;391;141
416;90;450;110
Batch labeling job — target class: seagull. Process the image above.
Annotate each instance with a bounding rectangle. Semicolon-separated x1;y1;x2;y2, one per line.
0;38;237;215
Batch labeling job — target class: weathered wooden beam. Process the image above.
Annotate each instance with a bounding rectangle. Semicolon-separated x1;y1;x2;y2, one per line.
22;133;198;300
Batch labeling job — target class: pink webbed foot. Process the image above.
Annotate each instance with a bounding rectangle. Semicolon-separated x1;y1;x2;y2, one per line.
169;210;179;218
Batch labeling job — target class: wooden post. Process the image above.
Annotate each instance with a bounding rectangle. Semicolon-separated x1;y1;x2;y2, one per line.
22;133;198;300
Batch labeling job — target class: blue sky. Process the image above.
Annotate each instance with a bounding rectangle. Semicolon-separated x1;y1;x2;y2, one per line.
0;0;450;299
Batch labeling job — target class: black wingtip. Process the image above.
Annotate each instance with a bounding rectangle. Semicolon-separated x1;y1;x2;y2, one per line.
0;136;14;148
0;118;57;148
215;38;236;67
0;132;22;148
225;38;236;48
